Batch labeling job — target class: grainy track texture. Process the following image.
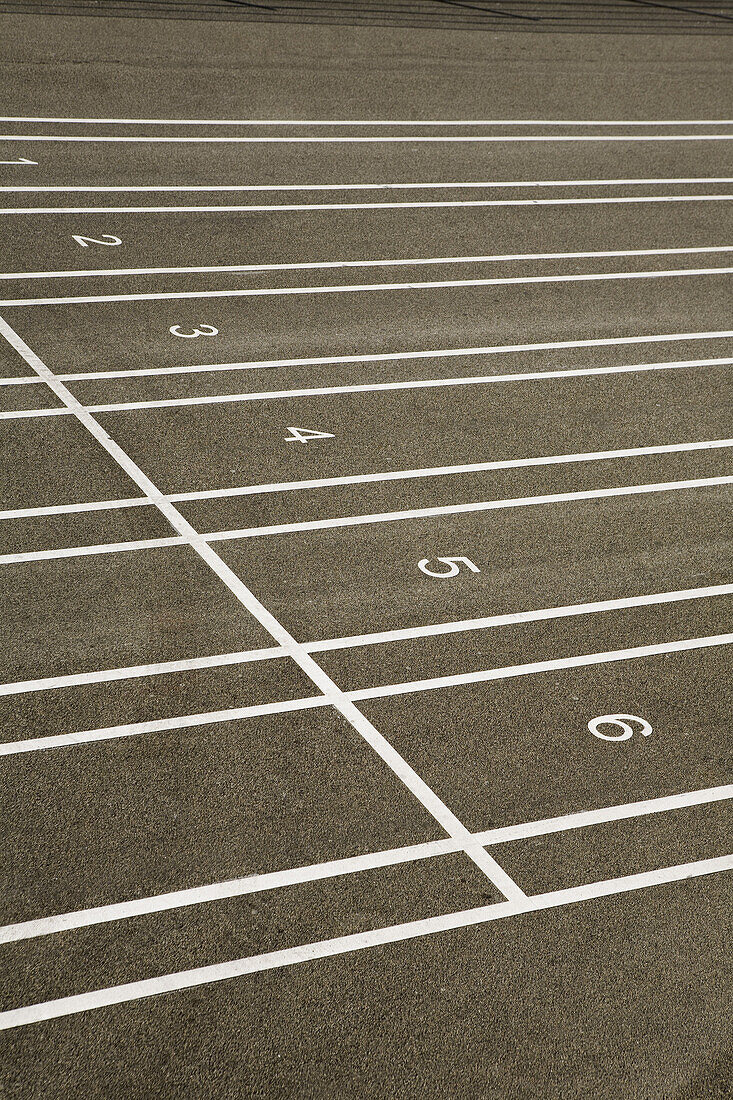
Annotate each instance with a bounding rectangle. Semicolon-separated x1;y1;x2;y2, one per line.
0;6;731;1100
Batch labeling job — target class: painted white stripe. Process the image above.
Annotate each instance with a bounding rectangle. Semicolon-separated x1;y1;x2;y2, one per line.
0;496;150;520
5;631;731;756
0;315;523;904
1;855;729;1030
0;536;184;566
2;117;732;125
3;263;731;310
1;178;731;196
3;243;730;283
1;582;730;700
3;135;733;144
46;328;733;382
2;474;730;566
0;696;330;757
3;195;732;216
350;633;733;702
2;437;728;520
2;783;729;946
204;475;733;544
0;646;286;696
308;583;733;654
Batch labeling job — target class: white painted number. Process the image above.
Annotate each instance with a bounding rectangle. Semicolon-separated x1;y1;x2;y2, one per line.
284;426;335;443
418;556;480;578
588;714;653;742
71;233;122;248
0;157;36;165
169;324;219;339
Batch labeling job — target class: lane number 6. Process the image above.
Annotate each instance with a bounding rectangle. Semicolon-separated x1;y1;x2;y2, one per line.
418;556;480;578
588;714;653;742
169;324;219;339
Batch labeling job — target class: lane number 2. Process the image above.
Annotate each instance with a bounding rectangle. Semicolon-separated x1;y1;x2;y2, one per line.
418;556;480;578
169;324;219;339
284;426;335;443
72;233;122;248
588;714;652;742
0;157;36;165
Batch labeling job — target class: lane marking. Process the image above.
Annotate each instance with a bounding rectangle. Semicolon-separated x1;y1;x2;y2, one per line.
1;783;730;945
3;135;733;144
202;475;733;543
2;178;732;196
3;631;731;756
349;633;733;702
0;696;330;756
2;263;731;309
309;583;733;653
4;243;731;283
1;855;730;1030
1;582;731;699
0;314;524;904
2;437;729;519
2;117;732;125
1;474;731;566
3;196;732;216
1;330;730;388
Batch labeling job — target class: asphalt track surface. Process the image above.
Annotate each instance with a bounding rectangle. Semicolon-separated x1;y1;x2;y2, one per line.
0;10;732;1100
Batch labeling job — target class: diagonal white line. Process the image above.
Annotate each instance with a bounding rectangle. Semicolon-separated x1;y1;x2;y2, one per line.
2;244;732;282
0;855;729;1030
0;314;524;903
1;784;730;946
349;633;733;702
2;263;732;308
2;195;733;216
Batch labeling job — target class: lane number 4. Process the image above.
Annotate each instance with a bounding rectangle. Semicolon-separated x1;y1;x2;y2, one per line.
284;426;335;443
418;556;480;578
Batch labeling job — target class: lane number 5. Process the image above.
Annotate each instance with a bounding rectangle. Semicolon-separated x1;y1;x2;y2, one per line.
418;556;480;578
169;324;219;339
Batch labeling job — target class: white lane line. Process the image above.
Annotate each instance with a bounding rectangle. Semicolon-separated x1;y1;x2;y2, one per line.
0;536;184;566
4;631;732;757
2;783;730;946
3;134;733;144
3;264;731;309
1;179;732;196
0;646;285;697
3;243;730;282
2;581;730;699
2;437;727;519
0;496;151;520
309;583;733;654
46;328;733;382
1;855;730;1030
350;633;733;702
3;196;732;216
0;315;523;904
2;351;730;400
2;474;731;566
0;696;330;757
2;117;732;124
204;475;733;543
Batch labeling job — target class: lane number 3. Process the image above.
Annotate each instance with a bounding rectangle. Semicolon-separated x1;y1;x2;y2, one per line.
418;556;480;578
169;324;219;338
588;714;652;742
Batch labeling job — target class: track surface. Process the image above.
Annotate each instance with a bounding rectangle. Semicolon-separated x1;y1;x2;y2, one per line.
0;11;732;1100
